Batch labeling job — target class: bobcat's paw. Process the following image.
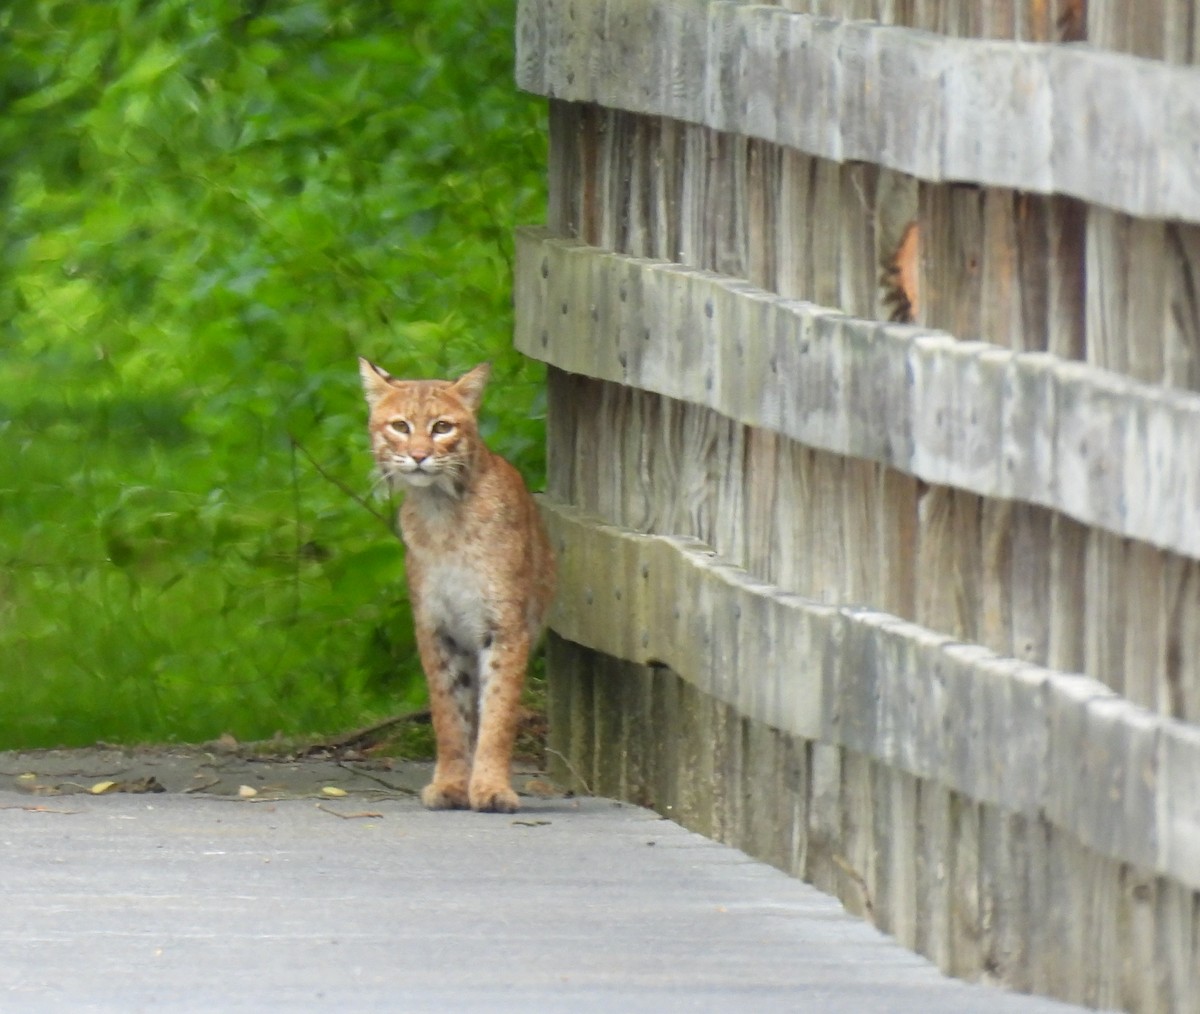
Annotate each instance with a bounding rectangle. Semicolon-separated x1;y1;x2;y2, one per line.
421;782;469;810
469;781;520;814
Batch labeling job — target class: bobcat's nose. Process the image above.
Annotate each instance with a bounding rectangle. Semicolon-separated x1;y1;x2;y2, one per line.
410;451;430;464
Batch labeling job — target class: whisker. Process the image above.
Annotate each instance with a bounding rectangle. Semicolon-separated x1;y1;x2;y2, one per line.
368;473;388;499
369;468;402;500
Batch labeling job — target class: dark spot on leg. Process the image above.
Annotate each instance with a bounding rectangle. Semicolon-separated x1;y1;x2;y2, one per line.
437;628;460;657
446;654;480;753
482;630;494;650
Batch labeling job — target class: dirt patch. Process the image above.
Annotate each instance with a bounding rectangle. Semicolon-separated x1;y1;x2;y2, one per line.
0;741;565;803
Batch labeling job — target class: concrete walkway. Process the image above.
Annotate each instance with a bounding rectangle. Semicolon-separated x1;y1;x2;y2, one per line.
2;790;1094;1013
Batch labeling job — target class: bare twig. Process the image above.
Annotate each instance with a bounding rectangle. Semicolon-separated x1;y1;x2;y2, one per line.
183;778;222;794
288;434;394;531
847;166;871;214
316;804;384;820
832;854;876;924
0;804;80;814
334;762;419;796
544;748;592;796
317;709;431;752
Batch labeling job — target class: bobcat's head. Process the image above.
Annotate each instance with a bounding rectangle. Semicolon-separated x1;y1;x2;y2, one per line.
359;359;490;497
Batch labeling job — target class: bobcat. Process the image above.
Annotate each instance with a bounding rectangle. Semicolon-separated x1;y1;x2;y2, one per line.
359;359;555;813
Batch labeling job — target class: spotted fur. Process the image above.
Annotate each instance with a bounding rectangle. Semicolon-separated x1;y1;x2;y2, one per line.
360;359;556;813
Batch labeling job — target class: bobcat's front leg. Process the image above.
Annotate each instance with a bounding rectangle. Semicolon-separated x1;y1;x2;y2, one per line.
469;630;529;813
415;625;477;810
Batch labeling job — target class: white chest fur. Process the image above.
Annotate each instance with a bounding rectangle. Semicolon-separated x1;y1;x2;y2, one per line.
416;560;490;650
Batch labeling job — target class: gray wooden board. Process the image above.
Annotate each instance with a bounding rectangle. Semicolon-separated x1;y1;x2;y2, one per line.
517;0;1200;222
539;496;1200;892
516;229;1200;559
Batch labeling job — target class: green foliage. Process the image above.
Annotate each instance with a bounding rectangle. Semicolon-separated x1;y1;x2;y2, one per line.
0;0;546;747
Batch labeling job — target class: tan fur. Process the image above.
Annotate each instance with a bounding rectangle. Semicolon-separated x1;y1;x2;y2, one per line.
359;358;555;813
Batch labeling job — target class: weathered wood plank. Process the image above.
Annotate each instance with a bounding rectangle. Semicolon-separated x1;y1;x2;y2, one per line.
516;229;1200;559
914;780;955;972
1086;209;1167;383
1088;0;1190;62
913;487;982;641
880;764;921;950
1045;196;1088;361
538;496;1200;890
1157;880;1200;1006
517;0;1200;222
1164;556;1200;722
542;303;1200;725
1006;503;1052;662
839;749;877;922
1159;719;1200;887
1047;512;1087;673
1163;223;1200;389
978;807;1035;990
805;742;844;898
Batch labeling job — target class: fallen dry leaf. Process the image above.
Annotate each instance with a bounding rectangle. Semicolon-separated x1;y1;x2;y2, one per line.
237;785;258;798
85;777;166;795
320;786;348;798
881;221;920;323
1058;0;1086;42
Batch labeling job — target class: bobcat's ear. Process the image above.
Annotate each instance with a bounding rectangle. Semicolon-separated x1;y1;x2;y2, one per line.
359;357;394;407
450;363;491;412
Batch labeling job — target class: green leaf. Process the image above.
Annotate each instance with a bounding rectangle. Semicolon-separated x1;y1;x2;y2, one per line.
0;0;547;749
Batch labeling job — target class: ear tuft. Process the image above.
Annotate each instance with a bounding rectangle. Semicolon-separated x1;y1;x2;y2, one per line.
450;363;491;412
359;357;394;407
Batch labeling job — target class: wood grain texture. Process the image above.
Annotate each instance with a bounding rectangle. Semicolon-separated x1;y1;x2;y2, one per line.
527;4;1200;1007
538;495;1200;891
1088;0;1200;63
542;103;947;337
516;229;1200;559
517;0;1200;221
539;299;1200;727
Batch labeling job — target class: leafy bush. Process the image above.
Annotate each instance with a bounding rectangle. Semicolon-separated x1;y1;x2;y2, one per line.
0;0;546;747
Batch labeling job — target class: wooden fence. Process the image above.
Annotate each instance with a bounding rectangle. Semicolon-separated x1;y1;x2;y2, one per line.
514;2;1200;1010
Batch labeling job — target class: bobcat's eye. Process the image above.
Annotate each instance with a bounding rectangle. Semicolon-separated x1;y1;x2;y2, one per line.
431;420;454;435
389;419;410;435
